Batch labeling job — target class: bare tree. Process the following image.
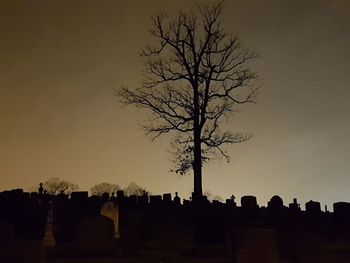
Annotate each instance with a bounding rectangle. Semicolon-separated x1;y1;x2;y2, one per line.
118;1;258;198
124;182;146;196
204;190;224;202
43;177;79;195
90;182;120;196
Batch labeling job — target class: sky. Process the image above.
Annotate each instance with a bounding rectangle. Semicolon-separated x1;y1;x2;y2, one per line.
1;0;349;209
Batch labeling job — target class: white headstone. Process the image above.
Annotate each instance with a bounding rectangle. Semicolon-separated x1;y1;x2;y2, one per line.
100;201;120;238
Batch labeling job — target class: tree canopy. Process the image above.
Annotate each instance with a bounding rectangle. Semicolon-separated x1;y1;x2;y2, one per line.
90;182;121;196
43;177;79;195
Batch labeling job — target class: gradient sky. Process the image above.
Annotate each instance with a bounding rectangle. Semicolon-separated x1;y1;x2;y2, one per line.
1;0;349;209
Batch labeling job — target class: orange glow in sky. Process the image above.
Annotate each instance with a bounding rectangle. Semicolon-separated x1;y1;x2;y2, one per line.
1;0;350;209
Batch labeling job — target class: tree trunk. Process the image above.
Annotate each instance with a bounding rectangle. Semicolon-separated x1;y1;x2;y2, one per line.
193;83;203;198
193;129;202;197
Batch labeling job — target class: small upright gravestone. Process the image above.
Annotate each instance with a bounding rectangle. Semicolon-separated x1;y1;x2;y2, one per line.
150;195;162;206
289;198;300;211
241;196;258;210
305;200;321;214
116;190;124;199
100;201;120;238
163;193;172;205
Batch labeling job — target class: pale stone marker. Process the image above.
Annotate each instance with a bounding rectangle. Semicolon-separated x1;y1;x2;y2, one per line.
100;201;120;238
43;201;56;247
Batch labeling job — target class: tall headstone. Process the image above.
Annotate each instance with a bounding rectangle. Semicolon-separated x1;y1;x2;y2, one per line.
163;193;172;205
38;183;44;196
43;201;56;247
305;200;321;214
116;190;124;199
289;198;300;212
333;202;350;217
100;201;120;238
226;195;236;207
150;195;162;206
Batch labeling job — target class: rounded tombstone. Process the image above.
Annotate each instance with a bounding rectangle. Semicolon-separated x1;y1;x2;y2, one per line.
100;201;120;238
268;195;284;210
333;202;350;217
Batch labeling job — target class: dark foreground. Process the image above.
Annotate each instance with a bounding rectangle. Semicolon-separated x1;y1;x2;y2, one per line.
1;189;350;262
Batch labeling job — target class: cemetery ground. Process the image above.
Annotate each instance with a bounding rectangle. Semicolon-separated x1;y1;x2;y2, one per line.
1;189;350;262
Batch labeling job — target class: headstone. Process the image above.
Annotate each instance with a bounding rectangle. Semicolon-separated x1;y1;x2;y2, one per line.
235;228;279;263
241;196;258;210
100;201;120;238
268;195;283;210
162;193;172;205
289;198;300;211
226;195;236;207
305;200;321;214
38;183;44;196
128;195;137;205
333;202;350;217
110;192;117;201
139;191;148;205
183;199;190;206
30;192;39;199
8;189;23;200
116;190;124;199
43;201;56;247
150;195;162;205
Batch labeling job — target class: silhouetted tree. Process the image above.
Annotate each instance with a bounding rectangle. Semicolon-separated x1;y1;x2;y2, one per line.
118;1;258;197
90;182;120;196
124;182;146;196
204;190;224;202
43;177;79;195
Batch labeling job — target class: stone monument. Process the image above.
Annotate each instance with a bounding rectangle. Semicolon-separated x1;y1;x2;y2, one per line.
100;201;120;238
43;201;56;247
